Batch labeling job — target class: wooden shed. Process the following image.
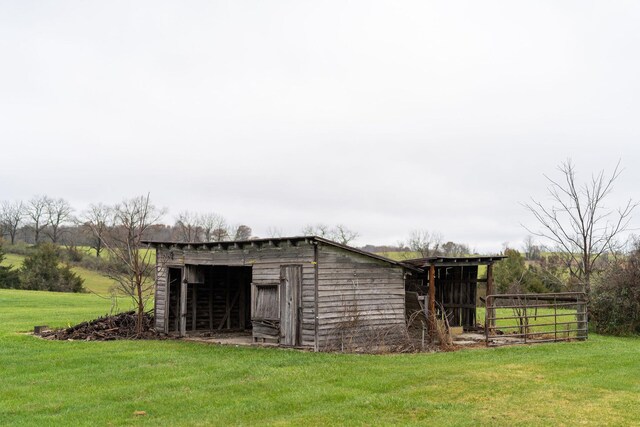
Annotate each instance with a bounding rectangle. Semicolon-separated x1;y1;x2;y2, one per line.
147;236;421;351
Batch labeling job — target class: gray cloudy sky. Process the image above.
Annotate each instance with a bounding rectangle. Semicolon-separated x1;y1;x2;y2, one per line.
1;1;640;251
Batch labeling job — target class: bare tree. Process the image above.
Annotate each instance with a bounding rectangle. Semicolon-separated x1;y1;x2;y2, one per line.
80;203;111;258
45;197;73;243
441;241;470;257
302;223;331;238
95;194;165;334
333;224;359;245
232;224;252;240
266;226;283;238
524;159;637;295
302;223;359;245
521;235;541;261
0;201;24;245
174;211;202;242
211;226;230;241
26;195;50;244
406;230;443;258
200;213;228;241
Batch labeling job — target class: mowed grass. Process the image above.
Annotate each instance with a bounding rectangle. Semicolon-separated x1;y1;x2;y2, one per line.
76;245;156;263
1;253;118;295
1;289;640;426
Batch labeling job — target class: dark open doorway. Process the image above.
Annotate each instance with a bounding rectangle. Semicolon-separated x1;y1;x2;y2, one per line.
167;265;252;335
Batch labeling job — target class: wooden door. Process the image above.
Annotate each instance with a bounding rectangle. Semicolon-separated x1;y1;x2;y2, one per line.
280;265;302;346
167;268;182;333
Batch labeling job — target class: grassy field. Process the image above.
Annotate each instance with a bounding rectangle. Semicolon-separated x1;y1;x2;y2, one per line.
1;253;118;295
1;289;640;426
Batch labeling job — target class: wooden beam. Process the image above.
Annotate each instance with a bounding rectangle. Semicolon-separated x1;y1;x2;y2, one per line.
174;272;180;333
208;282;213;331
192;284;197;331
429;264;436;338
179;268;187;337
313;243;320;352
226;268;231;329
239;268;246;330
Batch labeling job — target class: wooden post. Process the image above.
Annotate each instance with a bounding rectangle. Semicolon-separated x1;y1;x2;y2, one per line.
313;243;320;352
192;284;197;332
174;274;180;332
486;263;494;332
429;264;436;338
226;268;231;329
576;294;588;340
239;268;246;330
208;282;214;331
179;268;187;337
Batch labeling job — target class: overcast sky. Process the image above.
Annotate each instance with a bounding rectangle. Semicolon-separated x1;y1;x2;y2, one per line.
1;1;639;252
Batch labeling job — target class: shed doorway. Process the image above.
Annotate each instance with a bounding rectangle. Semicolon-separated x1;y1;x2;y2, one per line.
167;265;252;335
251;264;302;346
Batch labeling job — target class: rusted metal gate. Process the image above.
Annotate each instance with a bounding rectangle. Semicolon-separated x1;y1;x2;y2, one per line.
485;292;588;346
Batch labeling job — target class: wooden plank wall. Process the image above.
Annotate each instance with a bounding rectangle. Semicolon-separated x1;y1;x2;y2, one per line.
316;245;406;347
154;262;168;330
156;242;316;348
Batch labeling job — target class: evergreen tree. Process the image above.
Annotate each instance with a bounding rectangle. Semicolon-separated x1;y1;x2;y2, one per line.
494;249;546;293
19;243;84;292
0;240;20;289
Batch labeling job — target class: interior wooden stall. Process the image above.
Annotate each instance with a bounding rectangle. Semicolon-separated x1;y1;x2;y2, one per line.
166;265;252;334
404;256;505;331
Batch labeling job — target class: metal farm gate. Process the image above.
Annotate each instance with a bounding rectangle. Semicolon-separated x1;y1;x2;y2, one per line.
485;292;588;346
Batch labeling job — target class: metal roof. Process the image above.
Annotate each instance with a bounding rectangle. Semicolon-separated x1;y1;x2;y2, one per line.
142;235;422;272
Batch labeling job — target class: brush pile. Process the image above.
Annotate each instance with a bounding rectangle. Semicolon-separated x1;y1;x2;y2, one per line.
40;311;165;341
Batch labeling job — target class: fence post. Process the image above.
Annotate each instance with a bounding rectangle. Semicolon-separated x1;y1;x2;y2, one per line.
523;295;528;344
485;295;491;345
576;294;588;340
486;263;494;332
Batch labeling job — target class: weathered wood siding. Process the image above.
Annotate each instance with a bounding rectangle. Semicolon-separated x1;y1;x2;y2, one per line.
155;242;316;348
316;244;406;347
154;256;168;330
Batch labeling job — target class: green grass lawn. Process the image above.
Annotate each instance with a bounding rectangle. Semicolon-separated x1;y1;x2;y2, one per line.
1;253;119;295
1;289;639;426
75;245;156;263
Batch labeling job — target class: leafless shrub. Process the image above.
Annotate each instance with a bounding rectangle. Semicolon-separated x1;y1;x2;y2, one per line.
321;299;438;353
430;301;454;350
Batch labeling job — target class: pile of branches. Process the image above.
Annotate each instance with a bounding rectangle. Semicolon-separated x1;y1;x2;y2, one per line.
40;311;165;341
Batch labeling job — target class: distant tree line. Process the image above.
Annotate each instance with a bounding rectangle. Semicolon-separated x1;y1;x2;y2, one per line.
396;230;472;258
0;196;256;254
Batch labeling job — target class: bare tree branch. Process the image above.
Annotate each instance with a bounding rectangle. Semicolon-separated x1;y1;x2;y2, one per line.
0;201;24;245
88;194;165;334
522;159;637;295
